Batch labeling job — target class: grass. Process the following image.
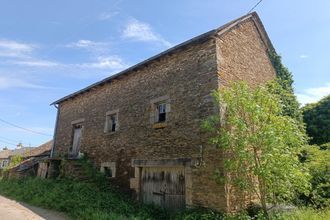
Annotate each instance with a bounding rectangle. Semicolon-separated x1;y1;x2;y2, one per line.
278;208;330;220
0;159;328;220
0;177;167;220
0;178;328;220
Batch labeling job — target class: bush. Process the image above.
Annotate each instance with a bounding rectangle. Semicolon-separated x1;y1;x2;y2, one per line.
298;145;330;208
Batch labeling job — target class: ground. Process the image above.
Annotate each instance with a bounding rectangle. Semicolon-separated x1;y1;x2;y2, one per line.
0;195;69;220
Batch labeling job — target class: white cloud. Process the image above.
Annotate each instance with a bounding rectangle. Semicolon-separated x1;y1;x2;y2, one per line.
0;39;60;68
0;39;35;58
299;54;309;59
98;12;119;21
122;18;172;47
66;39;111;55
296;83;330;106
0;76;47;90
66;40;108;49
78;56;127;70
9;59;59;67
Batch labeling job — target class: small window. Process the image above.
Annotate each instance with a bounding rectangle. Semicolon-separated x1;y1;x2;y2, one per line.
2;160;8;168
105;111;119;133
100;162;116;178
157;103;167;123
104;167;113;177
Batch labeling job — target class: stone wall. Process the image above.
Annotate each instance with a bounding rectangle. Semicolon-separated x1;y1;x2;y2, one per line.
53;15;275;212
54;38;224;204
215;18;276;211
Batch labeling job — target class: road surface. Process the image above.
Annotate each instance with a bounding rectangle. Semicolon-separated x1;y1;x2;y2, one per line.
0;195;69;220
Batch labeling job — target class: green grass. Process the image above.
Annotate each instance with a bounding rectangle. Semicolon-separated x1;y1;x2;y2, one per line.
0;177;328;220
278;208;330;220
0;177;167;220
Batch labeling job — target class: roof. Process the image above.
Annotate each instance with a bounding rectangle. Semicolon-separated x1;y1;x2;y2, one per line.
28;140;52;157
0;140;52;159
10;147;34;157
52;12;273;105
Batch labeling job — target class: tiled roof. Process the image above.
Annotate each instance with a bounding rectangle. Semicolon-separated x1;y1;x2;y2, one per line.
0;140;52;159
28;140;52;157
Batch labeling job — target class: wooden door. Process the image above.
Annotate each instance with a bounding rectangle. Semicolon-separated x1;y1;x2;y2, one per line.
71;125;82;158
140;167;185;210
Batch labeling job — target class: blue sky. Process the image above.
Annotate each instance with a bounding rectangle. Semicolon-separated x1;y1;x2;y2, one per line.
0;0;329;148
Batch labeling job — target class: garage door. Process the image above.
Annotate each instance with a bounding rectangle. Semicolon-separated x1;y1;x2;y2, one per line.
140;167;185;210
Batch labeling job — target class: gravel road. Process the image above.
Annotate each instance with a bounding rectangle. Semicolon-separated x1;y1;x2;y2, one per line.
0;195;69;220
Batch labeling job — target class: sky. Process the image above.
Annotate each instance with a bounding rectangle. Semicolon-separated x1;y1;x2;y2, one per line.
0;0;329;149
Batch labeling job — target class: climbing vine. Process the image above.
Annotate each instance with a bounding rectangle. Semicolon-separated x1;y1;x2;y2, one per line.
268;50;303;125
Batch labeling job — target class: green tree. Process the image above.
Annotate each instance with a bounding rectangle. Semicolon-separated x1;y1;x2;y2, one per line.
8;155;23;168
302;95;330;145
203;82;310;215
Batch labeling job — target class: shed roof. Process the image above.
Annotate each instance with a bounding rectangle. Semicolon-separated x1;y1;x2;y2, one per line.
28;140;52;157
52;12;273;105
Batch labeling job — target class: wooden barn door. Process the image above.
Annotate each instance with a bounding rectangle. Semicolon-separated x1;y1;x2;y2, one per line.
140;167;185;210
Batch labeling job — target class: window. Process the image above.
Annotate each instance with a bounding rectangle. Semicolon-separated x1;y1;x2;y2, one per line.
100;162;116;178
2;160;8;168
104;110;119;133
103;167;113;177
157;102;167;123
150;96;171;127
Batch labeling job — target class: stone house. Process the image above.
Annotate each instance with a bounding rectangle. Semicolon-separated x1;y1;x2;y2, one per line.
0;149;11;170
51;12;276;211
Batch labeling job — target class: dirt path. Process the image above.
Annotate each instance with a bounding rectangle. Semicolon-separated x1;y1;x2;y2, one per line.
0;195;69;220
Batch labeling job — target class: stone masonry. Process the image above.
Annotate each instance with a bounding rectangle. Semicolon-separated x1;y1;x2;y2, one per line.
52;12;276;212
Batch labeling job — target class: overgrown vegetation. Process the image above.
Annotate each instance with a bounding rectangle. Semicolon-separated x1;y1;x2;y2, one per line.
0;177;329;220
203;82;310;215
268;50;303;124
302;95;330;145
0;177;165;219
298;145;330;208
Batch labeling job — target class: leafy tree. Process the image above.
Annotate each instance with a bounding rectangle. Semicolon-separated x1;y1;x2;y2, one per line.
203;82;310;214
268;50;303;124
8;155;23;168
302;95;330;145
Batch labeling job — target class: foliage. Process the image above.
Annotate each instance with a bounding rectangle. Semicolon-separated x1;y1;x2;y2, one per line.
302;95;330;145
0;177;328;219
9;155;23;167
268;50;303;124
203;81;310;214
298;145;330;208
3;155;23;172
0;177;168;220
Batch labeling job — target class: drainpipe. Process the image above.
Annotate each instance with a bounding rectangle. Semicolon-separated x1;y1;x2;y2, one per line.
50;104;60;158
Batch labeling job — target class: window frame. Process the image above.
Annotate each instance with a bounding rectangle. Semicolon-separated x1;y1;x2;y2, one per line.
150;95;171;127
104;109;119;133
100;162;116;178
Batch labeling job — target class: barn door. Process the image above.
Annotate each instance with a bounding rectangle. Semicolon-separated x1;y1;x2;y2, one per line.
71;125;82;158
140;167;185;210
